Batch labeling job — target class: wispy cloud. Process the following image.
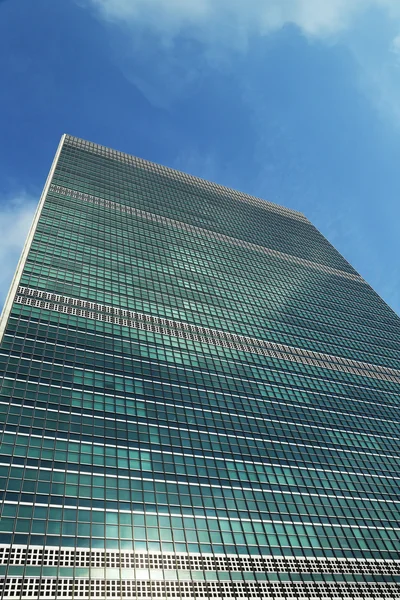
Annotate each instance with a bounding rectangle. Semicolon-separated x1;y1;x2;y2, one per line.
85;0;400;39
0;192;36;310
82;0;400;122
391;32;400;56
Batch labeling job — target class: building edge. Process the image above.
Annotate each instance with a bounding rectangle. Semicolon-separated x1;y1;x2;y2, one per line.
0;134;66;344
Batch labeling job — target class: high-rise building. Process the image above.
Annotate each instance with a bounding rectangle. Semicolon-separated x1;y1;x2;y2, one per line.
0;134;399;600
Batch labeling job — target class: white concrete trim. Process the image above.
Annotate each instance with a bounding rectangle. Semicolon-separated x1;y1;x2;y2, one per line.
0;134;66;344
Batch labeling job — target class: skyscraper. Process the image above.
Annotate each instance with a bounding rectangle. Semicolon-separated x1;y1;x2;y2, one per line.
0;133;399;600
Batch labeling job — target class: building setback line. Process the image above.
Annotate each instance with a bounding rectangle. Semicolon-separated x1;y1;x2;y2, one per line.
49;184;364;284
15;286;400;385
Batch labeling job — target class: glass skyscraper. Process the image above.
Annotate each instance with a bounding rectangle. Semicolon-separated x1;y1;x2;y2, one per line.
0;134;399;599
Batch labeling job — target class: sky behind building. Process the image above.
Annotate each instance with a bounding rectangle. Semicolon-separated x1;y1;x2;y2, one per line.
1;0;400;312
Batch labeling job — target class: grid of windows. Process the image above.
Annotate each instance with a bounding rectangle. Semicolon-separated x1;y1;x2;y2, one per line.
0;134;399;598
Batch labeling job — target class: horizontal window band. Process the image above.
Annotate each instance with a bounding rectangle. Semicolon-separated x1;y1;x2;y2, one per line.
4;417;400;507
3;454;400;510
5;491;399;532
3;406;400;483
7;318;400;407
5;330;400;420
4;370;400;458
4;350;399;444
15;286;400;385
63;135;308;223
49;183;362;283
4;410;400;481
5;346;399;446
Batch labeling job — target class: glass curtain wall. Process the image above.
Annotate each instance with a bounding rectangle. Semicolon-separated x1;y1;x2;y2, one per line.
0;134;399;599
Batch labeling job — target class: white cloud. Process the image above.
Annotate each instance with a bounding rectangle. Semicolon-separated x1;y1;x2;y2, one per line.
85;0;400;40
391;32;400;56
83;0;400;124
89;0;210;25
0;193;36;310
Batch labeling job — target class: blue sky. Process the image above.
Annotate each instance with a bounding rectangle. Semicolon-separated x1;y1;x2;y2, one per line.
1;0;400;313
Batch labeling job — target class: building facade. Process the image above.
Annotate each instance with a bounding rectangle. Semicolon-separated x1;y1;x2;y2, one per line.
0;134;399;599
